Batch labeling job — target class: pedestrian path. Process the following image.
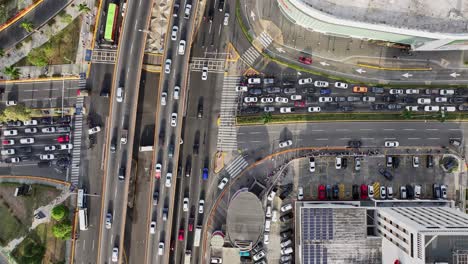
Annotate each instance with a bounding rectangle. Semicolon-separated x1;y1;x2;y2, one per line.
225;155;248;179
256;31;273;49
69;77;85;185
217;76;240;152
90;48;117;64
240;46;261;66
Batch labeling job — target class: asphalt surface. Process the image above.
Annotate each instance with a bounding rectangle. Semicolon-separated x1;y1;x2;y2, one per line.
96;0;153;262
0;0;69;50
238;122;463;154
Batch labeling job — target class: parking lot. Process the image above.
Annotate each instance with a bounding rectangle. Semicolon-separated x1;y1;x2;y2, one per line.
236;76;468;114
0;116;77;180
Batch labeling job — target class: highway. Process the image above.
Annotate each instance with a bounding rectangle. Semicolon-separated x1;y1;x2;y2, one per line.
96;0;153;263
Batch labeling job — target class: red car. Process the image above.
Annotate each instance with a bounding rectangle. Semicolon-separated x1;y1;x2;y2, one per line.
57;135;70;143
298;56;312;65
188;223;193;231
294;101;306;107
178;229;184;241
2;139;14;145
360;184;368;199
318;185;326;200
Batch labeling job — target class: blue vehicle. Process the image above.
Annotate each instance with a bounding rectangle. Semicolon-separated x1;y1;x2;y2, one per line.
202;168;208;180
320;88;331;95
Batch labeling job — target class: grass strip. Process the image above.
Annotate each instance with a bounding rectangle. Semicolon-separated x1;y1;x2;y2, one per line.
237;112;468;125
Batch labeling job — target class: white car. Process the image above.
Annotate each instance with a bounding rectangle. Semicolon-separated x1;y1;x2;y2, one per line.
261;97;274;103
40;154;55;160
441;106;456;112
150;221;156;234
24;127;37;134
362;96;375;102
309;157;315;172
9;157;20;163
405;89;419;94
3;130;18;136
267;188;277;201
279;140;292;148
335;157;342;169
298;78;313;85
164;59;172;74
235;86;248;92
297;186;304;200
253;250;266;261
42;127;56;133
435;97;447;103
116;87;124;102
248;78;261;84
318;97;333;103
59;144;73;150
20;138;34;144
314;81;329;87
334;82;348;89
412;156;420;168
170;113;177;127
417;98;431;104
23;120;38;126
380;186;387;199
111;247;119;262
198;199;205;213
161;92;167;106
218;177;229;189
44;145;56;151
105;213;112;229
183;197;189;212
308;106;321;112
405;106;419;112
414;185;421;198
6;100;17;106
280;107;294;113
440;89;454;95
368;185;374;198
263;233;270;244
171;26;178;41
244;97;258;103
165;173;172;187
424;105;440;112
389;89;403;94
387;186;393;199
1;149;15;155
290;95;302;101
280;203;293;212
88;126;101;134
173;86;180;100
275;97;288;103
384;141;399;147
201;66;208;80
158;242;165;255
178;40;186;55
223;13;229;26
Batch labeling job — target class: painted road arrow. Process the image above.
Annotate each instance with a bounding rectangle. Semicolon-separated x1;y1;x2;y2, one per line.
320;61;330;66
450;72;460;78
356;68;366;74
402;73;413;78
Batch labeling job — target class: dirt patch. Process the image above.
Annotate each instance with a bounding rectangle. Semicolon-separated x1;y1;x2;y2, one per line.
0;204;27;246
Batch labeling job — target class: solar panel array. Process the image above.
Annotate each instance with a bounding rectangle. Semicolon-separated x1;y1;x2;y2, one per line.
302;208;334;241
302;244;328;264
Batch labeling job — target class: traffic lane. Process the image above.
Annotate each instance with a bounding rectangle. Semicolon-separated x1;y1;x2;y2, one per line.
0;79;79;93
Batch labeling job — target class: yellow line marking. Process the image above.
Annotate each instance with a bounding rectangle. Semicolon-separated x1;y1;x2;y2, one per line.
226;42;240;62
0;76;79;84
243;67;259;76
144;52;163;57
0;0;44;32
357;63;432;71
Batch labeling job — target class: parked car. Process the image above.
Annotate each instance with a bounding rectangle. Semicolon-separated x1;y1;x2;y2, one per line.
308;106;321;112
314;81;329;87
298;78;313;85
298;56;312;64
309;157;315;172
334;82;348;89
384;141;399;147
378;168;393;180
352;86;368;93
280;107;294;113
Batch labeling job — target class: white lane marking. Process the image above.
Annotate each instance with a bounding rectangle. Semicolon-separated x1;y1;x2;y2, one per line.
311;129;324;132
218;25;222;36
336;129;349;131
408;138;420;140
114;188;118;199
249;132;261;134
384;138;396;140
383;129;395;131
339;138;351;140
449;129;460;131
359;129;373;131
361;137;374;140
238;132;245;135
83;239;86;250
92;239;95;250
426;129;439;131
404;129;416;131
251;140;262;143
315;138;328;141
427;138;440;140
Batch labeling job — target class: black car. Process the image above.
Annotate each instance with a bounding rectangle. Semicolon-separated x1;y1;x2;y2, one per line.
326;185;332;200
38;161;52;168
18;147;32;153
266;87;281;94
402;97;416;104
383;95;397;103
387;104;402;110
378;168;393;180
433;184;441;199
282;81;294;86
280;229;292;239
340;106;354;112
406;184;414;199
56;116;71;124
342;158;348;168
40;117;53;124
280;212;293;222
283;88;296;94
392;156;400;168
332;185;339;199
248;88;262;95
173;3;180;17
334;96;346;102
449;97;465;104
197;103;203;118
426;155;433;168
279;185;293;200
153;191;159;206
218;0;224;11
193;142;199;155
348;140;362;148
352;185;359;200
371;103;385;110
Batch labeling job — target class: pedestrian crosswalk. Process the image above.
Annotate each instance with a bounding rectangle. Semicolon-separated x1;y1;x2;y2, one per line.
240;46;261;66
191;57;225;73
225;155;248;179
257;31;273;49
70;78;86;186
91;49;117;64
217;76;240;151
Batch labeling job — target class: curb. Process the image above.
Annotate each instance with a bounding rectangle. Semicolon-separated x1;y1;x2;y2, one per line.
0;0;44;32
0;76;80;84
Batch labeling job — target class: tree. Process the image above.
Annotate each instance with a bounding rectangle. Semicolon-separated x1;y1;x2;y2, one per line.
401;109;412;119
27;50;49;66
77;3;91;12
0;105;34;122
0;48;4;57
51;205;69;221
3;66;21;79
52;221;72;240
261;112;272;124
20;21;35;33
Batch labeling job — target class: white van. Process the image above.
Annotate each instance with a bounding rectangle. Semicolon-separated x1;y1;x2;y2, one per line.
264;219;271;232
211;257;223;263
265;206;272;218
281;247;293;255
271;210;278;222
116;87;124;102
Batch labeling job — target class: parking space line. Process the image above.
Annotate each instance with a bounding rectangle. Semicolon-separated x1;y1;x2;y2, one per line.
408;138;420;140
427;138;440;140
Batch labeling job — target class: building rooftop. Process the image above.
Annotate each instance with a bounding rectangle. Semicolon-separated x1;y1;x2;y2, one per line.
301;0;468;34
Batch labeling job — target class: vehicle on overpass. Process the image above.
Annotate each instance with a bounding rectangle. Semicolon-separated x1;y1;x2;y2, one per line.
104;3;119;42
184;251;191;264
194;226;202;247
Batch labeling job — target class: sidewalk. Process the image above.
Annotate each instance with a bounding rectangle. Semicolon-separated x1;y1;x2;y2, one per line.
0;0;94;80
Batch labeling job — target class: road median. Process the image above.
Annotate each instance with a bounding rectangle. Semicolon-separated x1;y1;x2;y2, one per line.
237;112;468;125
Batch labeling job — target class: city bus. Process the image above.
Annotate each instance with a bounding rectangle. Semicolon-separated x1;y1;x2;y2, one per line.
104;3;119;42
77;188;84;208
78;208;89;231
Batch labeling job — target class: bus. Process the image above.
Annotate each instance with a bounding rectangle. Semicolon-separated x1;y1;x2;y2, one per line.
104;3;119;42
77;188;84;208
78;208;89;231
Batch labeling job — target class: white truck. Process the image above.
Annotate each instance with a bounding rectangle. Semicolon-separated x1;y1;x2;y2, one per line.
194;226;202;247
184;251;191;264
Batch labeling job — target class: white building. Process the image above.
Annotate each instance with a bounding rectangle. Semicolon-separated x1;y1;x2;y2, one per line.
376;207;468;264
